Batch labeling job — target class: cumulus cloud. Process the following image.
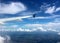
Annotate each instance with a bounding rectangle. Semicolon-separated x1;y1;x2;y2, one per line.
0;2;26;14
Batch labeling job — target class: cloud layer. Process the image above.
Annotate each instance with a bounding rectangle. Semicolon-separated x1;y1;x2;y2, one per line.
0;17;60;35
21;22;60;35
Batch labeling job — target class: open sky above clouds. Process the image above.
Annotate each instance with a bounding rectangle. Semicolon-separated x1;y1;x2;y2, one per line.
0;0;60;35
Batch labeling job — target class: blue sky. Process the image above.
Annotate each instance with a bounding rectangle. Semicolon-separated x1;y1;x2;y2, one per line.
0;0;60;35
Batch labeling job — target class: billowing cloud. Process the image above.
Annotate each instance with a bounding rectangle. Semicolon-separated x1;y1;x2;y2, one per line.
0;2;26;14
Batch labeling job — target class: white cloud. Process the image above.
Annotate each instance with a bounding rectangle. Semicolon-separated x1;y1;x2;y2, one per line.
45;6;55;14
0;2;26;14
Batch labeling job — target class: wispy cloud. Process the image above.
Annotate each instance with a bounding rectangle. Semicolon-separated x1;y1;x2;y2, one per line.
0;2;26;14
